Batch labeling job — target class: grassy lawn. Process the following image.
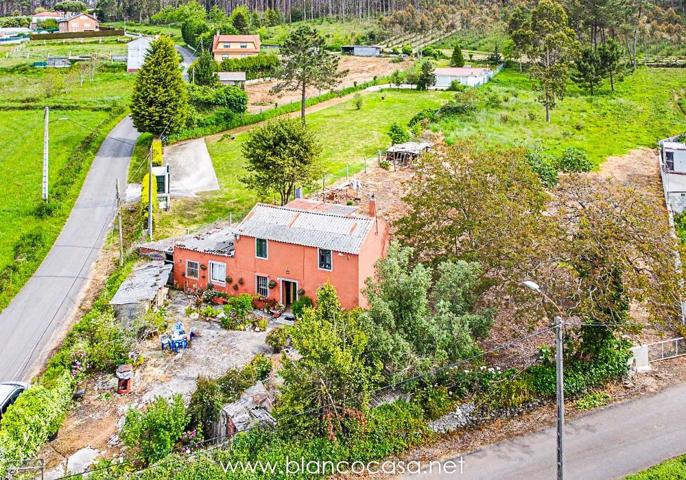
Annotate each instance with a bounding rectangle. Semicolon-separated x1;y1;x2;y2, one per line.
104;22;183;42
261;17;380;47
0;37;130;69
626;454;686;479
157;89;452;236
435;67;686;166
0;64;135;311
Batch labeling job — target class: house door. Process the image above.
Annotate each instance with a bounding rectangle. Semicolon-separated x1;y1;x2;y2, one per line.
281;280;298;307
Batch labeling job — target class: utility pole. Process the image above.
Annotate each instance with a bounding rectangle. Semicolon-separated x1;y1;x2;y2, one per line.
42;106;49;201
147;152;153;240
555;314;565;480
115;179;124;267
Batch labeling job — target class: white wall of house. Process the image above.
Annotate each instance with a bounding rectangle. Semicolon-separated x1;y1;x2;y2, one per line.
668;148;686;173
127;37;153;72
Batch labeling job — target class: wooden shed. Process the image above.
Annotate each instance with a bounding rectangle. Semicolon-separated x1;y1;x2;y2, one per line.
385;141;433;166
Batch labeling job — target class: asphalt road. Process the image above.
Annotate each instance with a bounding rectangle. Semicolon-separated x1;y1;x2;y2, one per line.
176;45;196;81
407;382;686;479
0;116;138;382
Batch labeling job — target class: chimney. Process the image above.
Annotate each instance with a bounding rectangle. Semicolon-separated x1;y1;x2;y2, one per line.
295;187;302;199
368;194;377;217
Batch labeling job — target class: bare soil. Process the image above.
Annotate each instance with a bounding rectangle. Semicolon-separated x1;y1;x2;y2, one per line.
245;56;407;113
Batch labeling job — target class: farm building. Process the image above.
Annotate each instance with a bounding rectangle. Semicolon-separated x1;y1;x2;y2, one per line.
212;381;275;441
30;11;65;29
385;141;433;166
659;136;686;213
110;262;172;323
434;67;496;88
341;45;382;57
127;36;153;72
218;71;247;86
172;198;389;310
58;13;99;33
212;34;260;61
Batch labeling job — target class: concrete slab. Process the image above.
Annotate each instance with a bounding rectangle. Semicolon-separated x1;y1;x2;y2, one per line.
164;138;220;197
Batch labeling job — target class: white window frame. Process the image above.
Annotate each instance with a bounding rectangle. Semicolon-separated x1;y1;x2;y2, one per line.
185;260;199;279
255;238;268;259
209;261;226;286
256;274;269;297
318;248;333;271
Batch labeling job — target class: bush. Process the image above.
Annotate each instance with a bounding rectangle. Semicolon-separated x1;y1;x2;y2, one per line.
266;325;292;352
412;385;455;420
438;89;478;116
353;93;363;110
222;294;254;330
388;122;410;145
187;84;248;113
557;147;592;173
408;108;438;127
249;354;272;381
152;138;163;167
121;394;189;466
447;80;466;92
0;372;74;476
526;145;559;188
575;391;611;410
401;44;413;56
291;295;313;319
76;310;133;372
188;377;224;438
219;54;280;80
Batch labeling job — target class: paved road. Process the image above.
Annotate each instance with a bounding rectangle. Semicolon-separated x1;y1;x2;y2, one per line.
408;383;686;479
0;117;138;382
176;45;196;81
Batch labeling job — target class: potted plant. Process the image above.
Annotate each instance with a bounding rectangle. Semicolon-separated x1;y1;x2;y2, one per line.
268;279;277;289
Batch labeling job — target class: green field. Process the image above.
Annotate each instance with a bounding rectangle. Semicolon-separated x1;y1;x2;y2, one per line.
435;67;686;166
0;64;134;310
260;17;381;47
0;37;130;68
104;22;183;42
157;89;452;235
626;454;686;479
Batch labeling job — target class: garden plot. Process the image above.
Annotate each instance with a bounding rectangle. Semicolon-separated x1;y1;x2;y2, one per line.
40;290;273;475
245;55;405;113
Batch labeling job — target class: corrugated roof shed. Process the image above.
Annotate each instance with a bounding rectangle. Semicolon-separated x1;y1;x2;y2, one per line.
110;262;172;306
236;204;374;254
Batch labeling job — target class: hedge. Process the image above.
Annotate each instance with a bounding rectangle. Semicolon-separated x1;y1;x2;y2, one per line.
0;372;74;476
30;29;124;40
152;138;163;166
219;54;280;80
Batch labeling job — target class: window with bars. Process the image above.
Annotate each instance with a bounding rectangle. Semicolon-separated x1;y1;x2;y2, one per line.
256;275;269;297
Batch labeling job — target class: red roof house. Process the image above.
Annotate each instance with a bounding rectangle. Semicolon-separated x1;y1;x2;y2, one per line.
171;199;389;309
211;34;261;62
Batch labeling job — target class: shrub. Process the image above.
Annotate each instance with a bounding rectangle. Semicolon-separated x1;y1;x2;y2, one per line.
0;372;74;476
401;44;413;55
447;80;466;92
187;84;248;113
526;144;559;188
219;54;280;80
379;159;391;170
408;108;438;127
291;295;313;319
77;310;133;371
387;122;410;145
266;325;292;352
151;138;163;166
557;147;592;173
254;317;268;331
121;394;189;466
188;377;224;438
249;354;272;381
575;391;611;410
222;294;254;330
353;93;363;110
412;385;455;420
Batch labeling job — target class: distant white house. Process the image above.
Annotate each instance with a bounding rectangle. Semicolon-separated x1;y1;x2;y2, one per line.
341;45;382;57
217;71;247;86
127;36;153;72
434;66;497;88
659;136;686;214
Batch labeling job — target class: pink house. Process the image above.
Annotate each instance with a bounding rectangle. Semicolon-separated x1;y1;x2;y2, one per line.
171;199;389;310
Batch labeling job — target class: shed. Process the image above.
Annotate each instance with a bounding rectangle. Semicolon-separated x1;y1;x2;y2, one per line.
212;381;275;441
341;45;382;57
661;139;686;174
127;36;153;72
110;262;172;323
217;71;247;86
385;141;433;166
434;67;495;88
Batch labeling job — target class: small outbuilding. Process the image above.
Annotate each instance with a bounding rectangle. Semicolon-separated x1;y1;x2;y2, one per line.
127;36;153;72
110;261;172;323
659;135;686;214
212;381;275;441
385;141;433;166
434;67;496;88
217;71;247;86
341;45;382;57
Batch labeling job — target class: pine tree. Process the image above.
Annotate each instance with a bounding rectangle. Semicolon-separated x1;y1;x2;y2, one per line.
271;25;344;123
451;43;465;67
130;36;188;136
416;60;436;91
230;6;250;34
571;46;603;95
189;50;218;86
598;39;623;92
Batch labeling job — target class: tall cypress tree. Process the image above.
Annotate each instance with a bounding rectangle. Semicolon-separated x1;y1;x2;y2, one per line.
451;43;465;67
130;36;188;136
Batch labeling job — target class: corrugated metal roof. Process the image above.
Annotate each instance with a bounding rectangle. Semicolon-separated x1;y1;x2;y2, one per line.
236;204;374;254
110;262;172;306
218;71;247;81
435;67;492;77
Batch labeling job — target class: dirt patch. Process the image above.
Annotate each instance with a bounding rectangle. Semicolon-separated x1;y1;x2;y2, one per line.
596;147;662;195
41;290;274;473
245;56;407;113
